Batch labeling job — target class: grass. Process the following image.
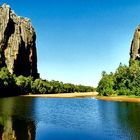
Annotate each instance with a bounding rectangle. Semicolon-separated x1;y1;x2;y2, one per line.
96;95;140;103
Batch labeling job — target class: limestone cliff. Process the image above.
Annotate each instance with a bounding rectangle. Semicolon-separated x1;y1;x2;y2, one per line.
130;25;140;61
0;3;39;78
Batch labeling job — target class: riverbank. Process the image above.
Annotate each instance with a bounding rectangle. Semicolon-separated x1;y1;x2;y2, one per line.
96;95;140;103
22;92;98;98
22;93;140;103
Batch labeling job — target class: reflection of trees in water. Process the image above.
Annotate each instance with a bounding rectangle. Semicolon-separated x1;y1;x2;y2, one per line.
0;97;36;140
115;103;140;140
97;101;140;140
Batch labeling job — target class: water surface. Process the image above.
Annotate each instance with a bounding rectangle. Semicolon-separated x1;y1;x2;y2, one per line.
0;97;140;140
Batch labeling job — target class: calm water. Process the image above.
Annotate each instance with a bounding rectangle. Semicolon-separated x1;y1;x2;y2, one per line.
0;97;140;140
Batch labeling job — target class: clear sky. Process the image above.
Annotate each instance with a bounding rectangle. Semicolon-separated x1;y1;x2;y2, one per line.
1;0;140;87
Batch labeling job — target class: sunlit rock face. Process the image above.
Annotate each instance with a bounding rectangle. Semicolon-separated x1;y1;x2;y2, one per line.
0;3;39;78
130;25;140;61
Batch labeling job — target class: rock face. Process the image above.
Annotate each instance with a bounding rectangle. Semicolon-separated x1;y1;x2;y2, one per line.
130;25;140;61
0;3;39;78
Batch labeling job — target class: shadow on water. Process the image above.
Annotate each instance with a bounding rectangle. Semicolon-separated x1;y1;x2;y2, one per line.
0;97;36;140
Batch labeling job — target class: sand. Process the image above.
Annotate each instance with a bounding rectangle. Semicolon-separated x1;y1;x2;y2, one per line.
22;92;99;98
22;92;140;103
96;96;140;103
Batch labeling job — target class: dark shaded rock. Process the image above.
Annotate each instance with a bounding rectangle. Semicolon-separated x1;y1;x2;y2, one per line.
0;3;39;78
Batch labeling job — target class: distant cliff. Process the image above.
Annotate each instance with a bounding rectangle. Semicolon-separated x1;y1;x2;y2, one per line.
130;25;140;62
0;4;39;78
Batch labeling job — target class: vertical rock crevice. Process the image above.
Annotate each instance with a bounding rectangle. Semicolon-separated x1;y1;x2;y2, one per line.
3;18;15;48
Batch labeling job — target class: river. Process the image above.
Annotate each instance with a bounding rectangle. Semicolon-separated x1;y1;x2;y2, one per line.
0;97;139;140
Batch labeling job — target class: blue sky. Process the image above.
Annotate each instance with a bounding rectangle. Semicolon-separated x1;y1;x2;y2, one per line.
1;0;140;87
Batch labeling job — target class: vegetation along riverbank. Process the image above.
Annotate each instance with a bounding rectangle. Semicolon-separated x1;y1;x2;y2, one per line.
0;67;95;96
97;25;140;97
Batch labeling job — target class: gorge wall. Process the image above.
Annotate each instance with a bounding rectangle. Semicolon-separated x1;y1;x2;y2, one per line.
0;4;39;78
130;25;140;62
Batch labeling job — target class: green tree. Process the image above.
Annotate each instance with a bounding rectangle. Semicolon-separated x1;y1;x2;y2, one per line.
0;67;17;96
114;64;131;95
97;71;115;96
15;76;33;94
32;79;52;94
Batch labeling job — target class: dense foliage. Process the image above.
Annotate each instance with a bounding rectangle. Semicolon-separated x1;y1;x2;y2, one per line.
97;60;140;96
0;67;95;96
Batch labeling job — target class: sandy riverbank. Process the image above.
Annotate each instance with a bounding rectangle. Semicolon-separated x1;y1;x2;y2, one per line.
22;92;140;103
22;92;99;98
96;96;140;103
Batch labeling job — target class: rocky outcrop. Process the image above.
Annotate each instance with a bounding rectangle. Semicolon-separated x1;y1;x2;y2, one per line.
0;3;39;78
130;25;140;61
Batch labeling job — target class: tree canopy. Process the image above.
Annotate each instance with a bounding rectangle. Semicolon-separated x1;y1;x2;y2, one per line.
0;67;95;96
97;60;140;96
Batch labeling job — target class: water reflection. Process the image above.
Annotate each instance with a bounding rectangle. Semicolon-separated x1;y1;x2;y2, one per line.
0;97;36;140
115;102;140;140
0;97;140;140
96;100;140;140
